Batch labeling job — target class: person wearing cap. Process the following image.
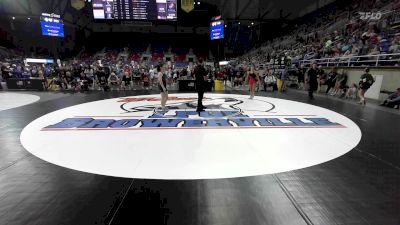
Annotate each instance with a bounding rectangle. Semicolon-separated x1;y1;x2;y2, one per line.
194;58;208;112
358;68;375;105
380;88;400;109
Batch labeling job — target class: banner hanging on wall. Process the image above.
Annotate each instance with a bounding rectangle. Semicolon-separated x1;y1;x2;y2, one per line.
71;0;85;10
181;0;194;13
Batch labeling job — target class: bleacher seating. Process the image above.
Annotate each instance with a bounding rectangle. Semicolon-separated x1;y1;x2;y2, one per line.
239;0;400;67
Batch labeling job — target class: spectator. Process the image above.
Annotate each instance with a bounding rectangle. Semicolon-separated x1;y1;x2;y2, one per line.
370;45;380;55
13;65;23;78
22;66;31;78
37;69;48;90
358;68;375;105
48;77;62;91
149;66;156;85
317;65;327;92
30;66;39;78
1;63;11;80
84;66;94;78
380;88;400;109
142;71;150;89
306;63;318;99
62;71;74;90
121;71;132;90
98;76;109;91
233;72;243;87
297;64;306;90
345;83;358;99
279;67;289;92
96;66;106;88
330;70;346;96
389;36;400;53
108;72;120;90
264;70;277;92
325;68;338;94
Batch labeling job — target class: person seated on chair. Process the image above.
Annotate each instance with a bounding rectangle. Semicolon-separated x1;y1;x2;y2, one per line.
98;76;109;91
62;71;74;90
234;72;242;87
108;72;120;91
325;67;338;94
121;71;132;90
264;70;277;92
48;77;62;91
380;88;400;109
345;83;358;99
79;73;90;92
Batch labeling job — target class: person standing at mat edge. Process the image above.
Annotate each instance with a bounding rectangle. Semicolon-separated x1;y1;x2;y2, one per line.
306;63;318;99
246;65;260;99
194;58;208;112
158;65;168;111
358;68;375;105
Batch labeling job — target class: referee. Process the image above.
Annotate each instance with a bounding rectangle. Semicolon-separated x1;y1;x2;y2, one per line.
194;58;208;112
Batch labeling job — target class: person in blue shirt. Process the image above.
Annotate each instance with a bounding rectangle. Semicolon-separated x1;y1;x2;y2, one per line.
44;66;52;78
13;65;23;78
280;67;288;92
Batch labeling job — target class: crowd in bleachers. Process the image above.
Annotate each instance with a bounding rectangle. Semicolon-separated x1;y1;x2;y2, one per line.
1;0;399;109
226;63;399;108
0;61;188;92
1;45;399;109
224;0;400;109
240;0;400;67
0;44;209;92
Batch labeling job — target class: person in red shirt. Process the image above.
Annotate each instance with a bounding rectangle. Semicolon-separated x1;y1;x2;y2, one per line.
369;33;379;46
217;70;224;79
246;66;261;99
142;69;150;89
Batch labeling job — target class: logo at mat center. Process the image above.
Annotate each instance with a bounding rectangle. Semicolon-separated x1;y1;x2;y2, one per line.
42;96;345;130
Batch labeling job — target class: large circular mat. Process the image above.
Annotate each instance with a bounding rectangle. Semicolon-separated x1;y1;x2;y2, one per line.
21;94;361;180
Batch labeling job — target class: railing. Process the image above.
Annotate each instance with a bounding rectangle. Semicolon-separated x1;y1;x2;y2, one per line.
298;53;400;67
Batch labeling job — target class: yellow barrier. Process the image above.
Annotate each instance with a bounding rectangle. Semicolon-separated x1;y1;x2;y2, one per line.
215;80;224;91
277;79;283;91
